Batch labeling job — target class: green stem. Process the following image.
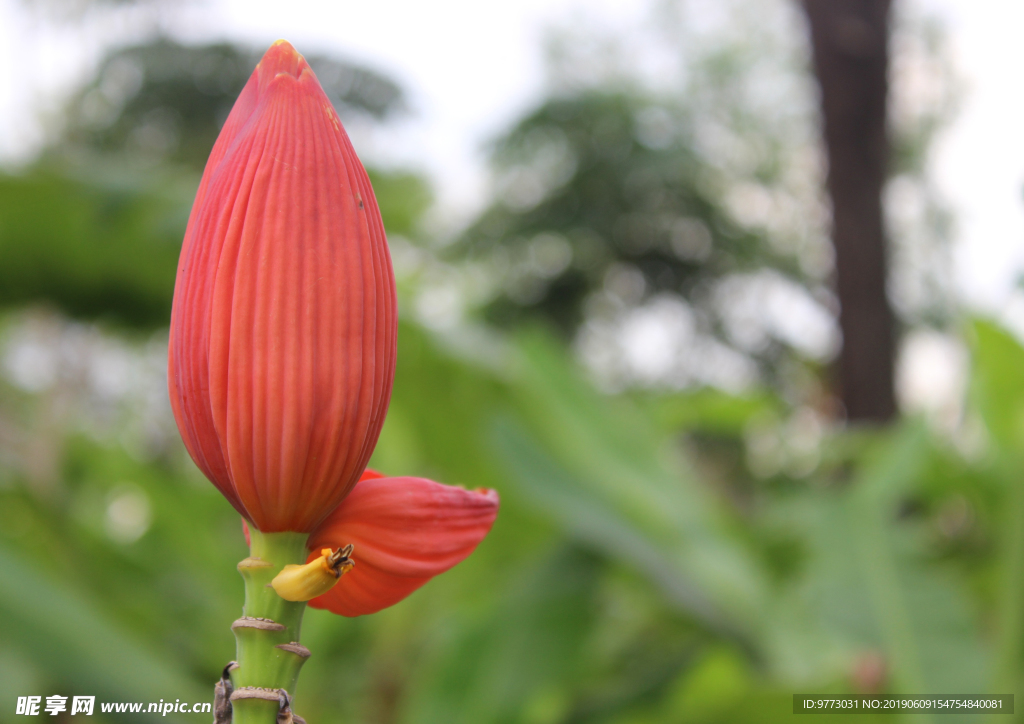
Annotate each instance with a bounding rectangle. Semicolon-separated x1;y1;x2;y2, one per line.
230;529;311;724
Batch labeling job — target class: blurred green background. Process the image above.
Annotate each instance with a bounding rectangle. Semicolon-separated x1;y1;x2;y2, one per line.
0;1;1017;723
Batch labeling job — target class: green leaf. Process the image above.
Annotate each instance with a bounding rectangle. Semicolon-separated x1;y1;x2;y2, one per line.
970;319;1024;452
492;330;765;643
402;546;600;724
0;543;208;720
793;425;987;718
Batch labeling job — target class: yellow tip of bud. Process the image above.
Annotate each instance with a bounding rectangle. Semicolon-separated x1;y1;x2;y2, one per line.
271;545;355;602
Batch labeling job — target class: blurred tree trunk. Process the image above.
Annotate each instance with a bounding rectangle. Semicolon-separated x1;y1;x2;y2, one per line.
802;0;896;422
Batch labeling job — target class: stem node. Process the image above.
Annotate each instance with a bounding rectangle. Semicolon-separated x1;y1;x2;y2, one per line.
230;530;311;724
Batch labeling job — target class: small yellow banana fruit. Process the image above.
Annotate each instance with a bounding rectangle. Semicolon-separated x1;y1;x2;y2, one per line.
271;544;355;602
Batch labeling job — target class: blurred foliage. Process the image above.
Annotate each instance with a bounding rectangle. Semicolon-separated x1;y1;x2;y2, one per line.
0;2;997;723
884;5;961;328
0;163;428;329
455;0;960;387
0;315;1019;723
0;38;427;329
457;91;801;337
0;168;188;328
452;0;828;383
54;38;404;171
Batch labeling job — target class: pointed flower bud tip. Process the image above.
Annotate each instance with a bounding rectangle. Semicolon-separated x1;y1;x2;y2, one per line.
258;39;307;83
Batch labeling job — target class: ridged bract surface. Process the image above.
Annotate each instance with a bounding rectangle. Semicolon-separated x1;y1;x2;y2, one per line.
168;41;396;532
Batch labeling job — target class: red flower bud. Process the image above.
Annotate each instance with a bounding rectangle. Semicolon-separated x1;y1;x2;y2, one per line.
168;40;396;532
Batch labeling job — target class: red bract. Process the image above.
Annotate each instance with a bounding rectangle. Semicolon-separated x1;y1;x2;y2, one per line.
306;471;500;616
243;469;500;616
168;41;395;532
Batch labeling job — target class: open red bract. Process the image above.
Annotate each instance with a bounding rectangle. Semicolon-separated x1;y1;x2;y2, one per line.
241;469;499;616
307;471;500;616
168;41;396;532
